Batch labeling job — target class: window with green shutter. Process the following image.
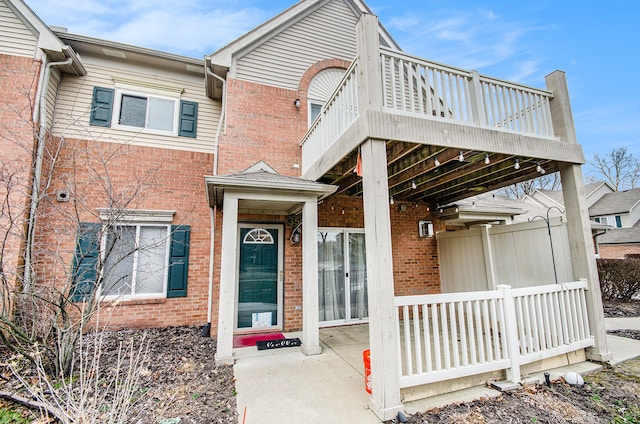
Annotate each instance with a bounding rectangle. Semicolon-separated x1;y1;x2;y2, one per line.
90;86;198;138
70;221;190;301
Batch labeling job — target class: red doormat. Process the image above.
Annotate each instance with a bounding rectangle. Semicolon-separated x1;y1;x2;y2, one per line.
233;332;285;348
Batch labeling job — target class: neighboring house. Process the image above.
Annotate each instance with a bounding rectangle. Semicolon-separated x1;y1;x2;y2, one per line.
525;181;614;210
0;0;610;419
526;184;640;258
591;188;640;258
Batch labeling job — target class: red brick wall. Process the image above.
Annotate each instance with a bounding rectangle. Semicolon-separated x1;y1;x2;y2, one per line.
318;196;442;299
0;54;41;287
34;137;213;329
217;78;304;176
599;244;640;260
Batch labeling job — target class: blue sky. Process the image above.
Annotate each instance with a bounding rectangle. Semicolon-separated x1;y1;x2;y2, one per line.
26;0;639;179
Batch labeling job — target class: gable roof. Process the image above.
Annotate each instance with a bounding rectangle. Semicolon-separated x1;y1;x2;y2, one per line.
525;181;614;210
598;219;640;245
5;0;85;75
589;187;640;216
205;0;399;97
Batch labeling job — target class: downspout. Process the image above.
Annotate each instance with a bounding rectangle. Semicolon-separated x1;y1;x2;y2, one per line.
202;66;226;336
593;229;608;258
23;56;73;290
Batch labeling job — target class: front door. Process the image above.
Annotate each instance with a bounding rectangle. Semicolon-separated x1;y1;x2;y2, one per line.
236;225;283;331
318;229;368;326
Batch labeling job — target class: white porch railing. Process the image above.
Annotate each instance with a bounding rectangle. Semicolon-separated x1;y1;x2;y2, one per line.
300;60;359;172
394;280;593;389
380;47;555;139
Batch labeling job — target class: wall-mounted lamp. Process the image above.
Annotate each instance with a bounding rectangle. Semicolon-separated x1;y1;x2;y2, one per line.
390;196;394;205
290;222;302;244
293;98;301;108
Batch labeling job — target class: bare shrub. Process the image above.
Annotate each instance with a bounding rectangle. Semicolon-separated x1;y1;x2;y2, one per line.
598;258;640;301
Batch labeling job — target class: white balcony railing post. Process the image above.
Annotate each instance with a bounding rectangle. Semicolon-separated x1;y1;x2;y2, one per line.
497;284;521;383
468;70;486;126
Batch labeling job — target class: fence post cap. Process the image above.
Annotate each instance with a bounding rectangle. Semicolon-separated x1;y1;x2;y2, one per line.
496;284;512;290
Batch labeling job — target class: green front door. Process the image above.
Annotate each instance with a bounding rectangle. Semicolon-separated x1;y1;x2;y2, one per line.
237;226;281;329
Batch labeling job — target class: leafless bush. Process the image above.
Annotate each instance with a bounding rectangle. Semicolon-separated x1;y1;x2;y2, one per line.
4;317;149;423
598;258;640;301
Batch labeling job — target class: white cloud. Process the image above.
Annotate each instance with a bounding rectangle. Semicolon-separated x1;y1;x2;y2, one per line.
26;0;275;56
385;7;547;84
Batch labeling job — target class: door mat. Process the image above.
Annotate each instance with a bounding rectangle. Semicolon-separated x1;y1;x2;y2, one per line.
233;332;285;348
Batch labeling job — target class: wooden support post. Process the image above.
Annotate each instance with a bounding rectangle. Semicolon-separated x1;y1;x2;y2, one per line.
559;164;611;362
301;198;321;355
546;70;611;362
215;193;239;365
361;138;403;421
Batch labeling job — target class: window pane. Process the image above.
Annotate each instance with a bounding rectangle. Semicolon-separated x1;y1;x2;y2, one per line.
119;95;147;128
615;215;622;227
317;231;345;321
148;97;175;132
310;103;323;125
103;226;136;296
136;226;167;295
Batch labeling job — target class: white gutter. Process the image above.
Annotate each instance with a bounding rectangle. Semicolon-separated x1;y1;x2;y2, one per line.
204;66;226;334
24;56;73;289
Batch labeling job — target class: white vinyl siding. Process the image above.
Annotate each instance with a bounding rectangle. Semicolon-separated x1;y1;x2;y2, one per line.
51;54;220;154
235;0;357;90
0;0;38;57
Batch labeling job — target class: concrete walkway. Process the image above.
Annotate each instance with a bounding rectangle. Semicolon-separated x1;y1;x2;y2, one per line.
233;319;640;423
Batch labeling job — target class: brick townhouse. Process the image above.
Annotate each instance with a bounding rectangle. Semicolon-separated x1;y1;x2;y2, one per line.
0;0;610;418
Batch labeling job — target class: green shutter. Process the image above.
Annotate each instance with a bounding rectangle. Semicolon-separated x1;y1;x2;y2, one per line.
90;86;114;127
178;100;198;138
167;225;190;298
70;222;101;302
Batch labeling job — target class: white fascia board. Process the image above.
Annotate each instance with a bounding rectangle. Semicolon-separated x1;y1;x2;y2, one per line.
204;175;337;196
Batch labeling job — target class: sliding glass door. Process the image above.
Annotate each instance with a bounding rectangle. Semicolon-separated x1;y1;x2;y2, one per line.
318;229;367;326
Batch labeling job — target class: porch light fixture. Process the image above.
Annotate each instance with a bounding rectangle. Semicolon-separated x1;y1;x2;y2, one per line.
485;154;490;165
290;222;302;244
458;151;464;162
293;98;301;108
434;157;440;167
390;196;394;205
411;180;417;190
514;159;520;170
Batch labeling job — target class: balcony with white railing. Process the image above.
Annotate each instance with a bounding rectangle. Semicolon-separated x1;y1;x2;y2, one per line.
300;46;561;177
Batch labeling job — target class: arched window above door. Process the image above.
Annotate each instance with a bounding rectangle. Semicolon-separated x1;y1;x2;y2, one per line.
243;228;275;244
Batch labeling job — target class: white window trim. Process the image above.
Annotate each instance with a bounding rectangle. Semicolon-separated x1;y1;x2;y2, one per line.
97;209;174;301
308;100;325;128
98;208;175;224
111;87;181;136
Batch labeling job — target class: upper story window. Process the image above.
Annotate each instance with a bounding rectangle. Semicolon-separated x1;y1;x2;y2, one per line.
307;68;346;127
599;217;609;225
615;215;622;227
309;102;324;126
89;86;198;138
118;92;177;133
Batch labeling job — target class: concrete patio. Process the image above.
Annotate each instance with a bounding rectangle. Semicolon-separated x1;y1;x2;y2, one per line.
234;320;640;423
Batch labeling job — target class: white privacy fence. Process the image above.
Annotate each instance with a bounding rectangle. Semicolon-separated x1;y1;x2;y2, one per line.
394;280;593;389
379;47;555;139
